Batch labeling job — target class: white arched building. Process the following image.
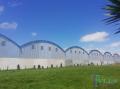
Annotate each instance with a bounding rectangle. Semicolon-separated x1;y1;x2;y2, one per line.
0;33;119;69
0;34;20;58
20;40;65;68
103;52;113;64
0;34;20;69
113;54;120;63
89;50;103;65
65;46;89;66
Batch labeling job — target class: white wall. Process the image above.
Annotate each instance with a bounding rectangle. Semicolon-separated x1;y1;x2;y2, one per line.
0;58;65;70
0;37;20;58
21;43;65;59
113;54;120;63
103;52;113;64
89;50;103;65
0;35;120;69
65;47;89;65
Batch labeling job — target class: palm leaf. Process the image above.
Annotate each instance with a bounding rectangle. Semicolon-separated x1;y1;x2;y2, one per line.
105;0;120;34
109;0;120;6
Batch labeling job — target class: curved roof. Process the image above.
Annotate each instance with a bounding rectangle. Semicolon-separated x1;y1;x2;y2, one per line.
89;50;103;56
65;46;89;55
104;52;112;56
0;33;20;48
113;53;120;56
21;40;65;52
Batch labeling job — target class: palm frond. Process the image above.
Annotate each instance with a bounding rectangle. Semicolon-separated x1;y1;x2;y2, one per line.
105;0;120;34
109;0;120;6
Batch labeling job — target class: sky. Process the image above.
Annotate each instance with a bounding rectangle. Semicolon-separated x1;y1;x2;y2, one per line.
0;0;120;54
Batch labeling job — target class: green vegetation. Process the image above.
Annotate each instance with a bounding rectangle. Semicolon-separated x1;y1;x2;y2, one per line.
0;66;119;89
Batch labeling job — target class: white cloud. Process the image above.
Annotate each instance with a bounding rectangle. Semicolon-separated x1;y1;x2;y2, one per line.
32;32;37;37
80;32;109;42
109;42;120;48
8;1;22;7
10;3;22;7
0;22;18;30
0;5;4;14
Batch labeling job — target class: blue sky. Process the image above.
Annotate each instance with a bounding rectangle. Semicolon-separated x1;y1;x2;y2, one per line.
0;0;120;54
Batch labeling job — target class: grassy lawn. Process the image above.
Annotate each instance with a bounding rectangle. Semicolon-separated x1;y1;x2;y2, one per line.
0;66;119;89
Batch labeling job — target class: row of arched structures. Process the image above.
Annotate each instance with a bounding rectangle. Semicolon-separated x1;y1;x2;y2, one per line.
0;33;119;69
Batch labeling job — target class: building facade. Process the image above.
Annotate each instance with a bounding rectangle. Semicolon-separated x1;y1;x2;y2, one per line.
65;46;89;66
0;33;119;69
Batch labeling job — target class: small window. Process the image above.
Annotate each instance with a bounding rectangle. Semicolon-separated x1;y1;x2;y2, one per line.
41;46;43;50
70;50;72;53
79;51;81;54
1;41;6;46
56;48;58;52
31;45;35;49
49;47;51;51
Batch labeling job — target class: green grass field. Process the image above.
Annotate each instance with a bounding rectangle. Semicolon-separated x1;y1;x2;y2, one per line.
0;66;119;89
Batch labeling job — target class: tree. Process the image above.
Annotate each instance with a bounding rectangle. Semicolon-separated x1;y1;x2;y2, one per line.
104;0;120;34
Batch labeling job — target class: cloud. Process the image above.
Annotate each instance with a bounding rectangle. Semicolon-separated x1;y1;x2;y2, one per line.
0;22;18;30
10;3;22;7
0;5;4;14
32;32;37;37
109;42;120;48
80;32;109;42
8;1;22;7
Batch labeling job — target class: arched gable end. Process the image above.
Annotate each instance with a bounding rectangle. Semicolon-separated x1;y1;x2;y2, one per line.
65;46;89;55
21;40;65;53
